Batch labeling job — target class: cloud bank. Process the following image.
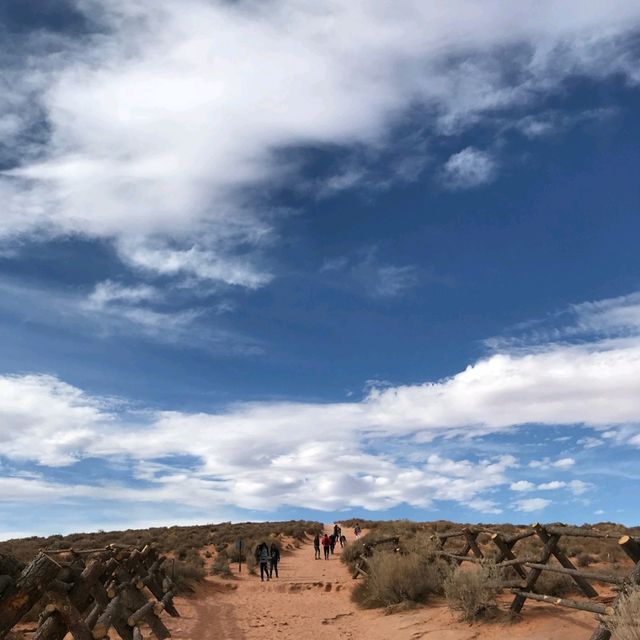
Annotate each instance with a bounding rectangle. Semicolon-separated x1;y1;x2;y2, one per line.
2;291;640;517
2;0;640;287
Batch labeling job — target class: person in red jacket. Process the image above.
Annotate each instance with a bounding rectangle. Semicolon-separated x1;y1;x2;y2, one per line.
321;533;331;560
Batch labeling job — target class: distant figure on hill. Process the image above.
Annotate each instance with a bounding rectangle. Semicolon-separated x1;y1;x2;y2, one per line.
339;534;347;548
269;542;280;578
354;524;361;538
321;533;331;559
256;542;271;581
313;533;321;559
333;523;341;538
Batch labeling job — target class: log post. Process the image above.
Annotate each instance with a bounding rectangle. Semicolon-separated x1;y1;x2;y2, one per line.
44;593;92;640
0;552;62;637
491;533;527;580
510;531;561;614
523;562;623;586
618;535;640;564
533;524;598;598
463;529;483;559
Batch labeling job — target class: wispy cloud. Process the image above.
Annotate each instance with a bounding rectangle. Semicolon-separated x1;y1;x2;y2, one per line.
514;497;552;512
321;248;420;298
440;147;497;190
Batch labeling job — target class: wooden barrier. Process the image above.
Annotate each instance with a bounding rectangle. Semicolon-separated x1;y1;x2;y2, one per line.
0;545;179;640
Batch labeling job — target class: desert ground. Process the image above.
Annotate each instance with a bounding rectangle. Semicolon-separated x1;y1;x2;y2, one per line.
165;525;600;640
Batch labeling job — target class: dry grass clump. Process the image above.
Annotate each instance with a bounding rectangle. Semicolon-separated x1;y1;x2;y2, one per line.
352;552;446;609
443;564;502;622
210;554;233;578
607;589;640;640
533;571;577;597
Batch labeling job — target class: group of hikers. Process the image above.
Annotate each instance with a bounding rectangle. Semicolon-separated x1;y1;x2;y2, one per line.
313;524;348;560
253;523;359;581
254;542;281;582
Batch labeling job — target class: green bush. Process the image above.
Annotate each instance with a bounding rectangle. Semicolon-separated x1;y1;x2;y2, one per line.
210;554;233;578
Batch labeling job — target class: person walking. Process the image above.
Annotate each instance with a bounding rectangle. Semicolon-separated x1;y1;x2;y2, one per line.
321;533;331;560
339;533;347;548
329;533;336;554
313;533;321;559
256;542;271;581
269;542;280;578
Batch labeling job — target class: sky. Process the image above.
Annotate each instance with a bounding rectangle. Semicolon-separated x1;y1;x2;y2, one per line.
1;0;640;539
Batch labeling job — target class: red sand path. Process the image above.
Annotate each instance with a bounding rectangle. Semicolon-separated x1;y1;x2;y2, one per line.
165;525;600;640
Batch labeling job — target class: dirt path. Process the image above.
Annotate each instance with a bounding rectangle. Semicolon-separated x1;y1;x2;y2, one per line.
166;525;599;640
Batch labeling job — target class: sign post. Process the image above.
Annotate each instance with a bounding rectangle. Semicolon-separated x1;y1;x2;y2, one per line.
235;538;244;573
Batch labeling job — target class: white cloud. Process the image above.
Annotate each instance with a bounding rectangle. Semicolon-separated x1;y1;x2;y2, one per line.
441;147;497;190
514;497;552;512
2;289;640;514
510;480;536;492
2;0;640;284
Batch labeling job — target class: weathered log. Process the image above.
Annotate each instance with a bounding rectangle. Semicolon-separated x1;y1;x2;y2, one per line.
463;529;483;559
618;535;640;564
91;596;126;640
0;576;13;597
434;531;464;540
533;524;598;598
543;526;625;540
504;530;536;545
491;533;527;580
44;593;92;640
133;626;143;640
0;552;61;637
523;562;623;586
511;590;614;615
128;602;155;627
511;532;561;614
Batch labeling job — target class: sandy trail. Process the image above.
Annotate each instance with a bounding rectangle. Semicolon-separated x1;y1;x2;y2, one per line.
166;525;600;640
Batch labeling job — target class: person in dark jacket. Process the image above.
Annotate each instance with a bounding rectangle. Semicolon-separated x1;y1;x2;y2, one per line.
269;543;281;578
329;533;336;554
313;533;321;559
256;542;271;581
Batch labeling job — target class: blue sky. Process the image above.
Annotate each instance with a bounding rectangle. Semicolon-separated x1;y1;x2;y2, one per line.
1;0;640;538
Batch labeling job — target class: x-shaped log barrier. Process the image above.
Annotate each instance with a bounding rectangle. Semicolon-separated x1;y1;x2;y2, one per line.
510;524;599;614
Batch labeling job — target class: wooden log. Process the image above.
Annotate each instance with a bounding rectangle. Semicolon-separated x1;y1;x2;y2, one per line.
491;533;527;580
511;532;561;614
434;531;465;540
44;593;92;640
133;626;143;640
544;526;625;540
0;576;13;597
534;524;598;598
504;530;536;545
618;535;640;564
523;562;623;586
0;552;62;636
511;591;614;616
128;602;155;627
463;529;483;559
91;596;125;640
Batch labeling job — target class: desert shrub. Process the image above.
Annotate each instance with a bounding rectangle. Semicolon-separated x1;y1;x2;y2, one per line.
607;589;640;640
353;552;446;609
341;540;366;567
164;560;205;593
577;552;598;567
210;554;233;578
443;564;502;622
534;572;577;597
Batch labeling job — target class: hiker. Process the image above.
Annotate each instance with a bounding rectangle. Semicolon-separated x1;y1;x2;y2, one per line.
340;533;347;548
257;542;271;581
333;523;340;538
354;523;361;538
313;533;321;559
329;533;336;554
321;533;331;559
269;542;280;578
